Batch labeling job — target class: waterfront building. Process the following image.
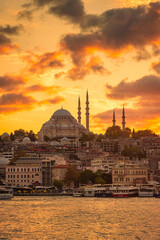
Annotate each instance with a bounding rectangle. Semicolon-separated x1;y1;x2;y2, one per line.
6;157;42;187
0;155;9;181
112;163;148;185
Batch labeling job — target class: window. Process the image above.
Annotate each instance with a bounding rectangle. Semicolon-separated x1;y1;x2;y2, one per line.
24;168;26;172
17;175;19;178
24;175;26;178
21;168;23;172
32;175;34;178
17;168;19;172
21;175;23;178
28;168;30;172
8;168;10;172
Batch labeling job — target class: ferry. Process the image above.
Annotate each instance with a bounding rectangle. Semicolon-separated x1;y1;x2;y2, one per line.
154;185;160;198
93;184;112;198
138;185;155;197
73;188;84;197
110;185;138;198
0;187;14;200
84;187;97;197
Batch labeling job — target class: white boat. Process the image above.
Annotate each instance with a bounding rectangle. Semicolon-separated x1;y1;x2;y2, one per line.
110;185;138;198
73;188;84;197
0;188;14;200
138;185;155;197
84;188;97;197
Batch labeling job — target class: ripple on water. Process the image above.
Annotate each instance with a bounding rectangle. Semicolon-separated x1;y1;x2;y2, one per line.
0;197;160;239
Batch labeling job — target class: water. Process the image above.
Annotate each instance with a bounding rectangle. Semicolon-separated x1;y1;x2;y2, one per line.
0;196;160;240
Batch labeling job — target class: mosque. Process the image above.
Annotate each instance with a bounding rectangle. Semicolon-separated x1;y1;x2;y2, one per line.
38;91;90;142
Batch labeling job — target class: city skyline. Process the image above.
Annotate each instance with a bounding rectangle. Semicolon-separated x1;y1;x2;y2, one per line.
1;0;160;134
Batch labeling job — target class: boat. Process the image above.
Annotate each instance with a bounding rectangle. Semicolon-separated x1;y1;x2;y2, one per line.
73;188;84;197
154;185;160;198
110;185;138;198
93;185;112;198
0;187;14;200
84;187;97;197
138;185;155;197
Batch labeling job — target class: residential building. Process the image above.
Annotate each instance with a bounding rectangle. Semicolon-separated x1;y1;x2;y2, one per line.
112;163;148;185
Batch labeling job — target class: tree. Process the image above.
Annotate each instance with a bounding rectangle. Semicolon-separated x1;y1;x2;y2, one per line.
27;130;37;142
80;132;95;142
10;133;15;141
52;179;63;191
132;129;158;139
122;145;146;160
95;176;106;184
14;129;26;140
64;167;79;187
79;170;97;184
106;126;131;138
96;134;105;142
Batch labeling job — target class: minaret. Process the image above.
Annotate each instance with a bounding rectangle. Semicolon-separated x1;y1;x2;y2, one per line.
112;110;116;127
122;105;126;131
78;96;81;124
86;90;89;132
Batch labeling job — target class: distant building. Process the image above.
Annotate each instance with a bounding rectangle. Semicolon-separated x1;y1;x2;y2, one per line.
51;165;70;182
6;158;42;187
112;163;148;185
91;154;130;173
38;91;90;142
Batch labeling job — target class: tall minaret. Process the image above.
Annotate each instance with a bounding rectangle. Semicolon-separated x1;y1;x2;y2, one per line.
122;105;126;131
112;110;116;127
86;90;89;132
78;96;81;124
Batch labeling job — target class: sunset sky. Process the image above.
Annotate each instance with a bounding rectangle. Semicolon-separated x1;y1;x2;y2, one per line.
1;0;160;135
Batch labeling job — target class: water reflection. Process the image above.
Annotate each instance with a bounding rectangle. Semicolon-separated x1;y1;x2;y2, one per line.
0;197;160;239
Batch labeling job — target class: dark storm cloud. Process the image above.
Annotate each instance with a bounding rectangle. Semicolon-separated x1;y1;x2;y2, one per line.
106;75;160;100
61;2;160;56
49;0;85;23
0;25;23;35
0;93;36;105
0;75;25;92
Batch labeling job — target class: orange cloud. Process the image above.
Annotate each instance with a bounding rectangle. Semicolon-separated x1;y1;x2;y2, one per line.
38;96;64;105
24;84;63;94
23;51;64;73
0;75;26;92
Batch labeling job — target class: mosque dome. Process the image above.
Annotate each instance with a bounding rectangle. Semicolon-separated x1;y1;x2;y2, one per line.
52;109;72;118
22;137;31;144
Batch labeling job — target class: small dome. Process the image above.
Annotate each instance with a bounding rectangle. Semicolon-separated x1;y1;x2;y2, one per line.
0;157;9;164
22;137;31;144
1;132;9;139
62;137;69;141
52;109;71;117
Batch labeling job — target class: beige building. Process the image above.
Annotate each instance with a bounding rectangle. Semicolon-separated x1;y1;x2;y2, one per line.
6;158;42;186
51;165;69;181
91;154;130;173
38;108;86;142
112;163;148;185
